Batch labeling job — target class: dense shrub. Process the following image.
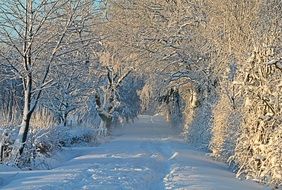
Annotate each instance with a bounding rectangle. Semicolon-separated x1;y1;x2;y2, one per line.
0;124;100;169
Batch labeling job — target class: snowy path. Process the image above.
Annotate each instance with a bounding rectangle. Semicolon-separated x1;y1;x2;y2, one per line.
0;115;265;190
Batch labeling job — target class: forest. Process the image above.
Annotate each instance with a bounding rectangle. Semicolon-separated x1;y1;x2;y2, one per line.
0;0;281;188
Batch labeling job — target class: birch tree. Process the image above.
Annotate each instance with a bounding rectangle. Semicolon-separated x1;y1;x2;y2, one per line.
0;0;92;158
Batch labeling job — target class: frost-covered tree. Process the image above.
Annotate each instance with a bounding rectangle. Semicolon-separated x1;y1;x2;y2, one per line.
0;0;93;158
117;75;144;123
0;72;23;125
204;0;282;186
94;65;132;131
42;61;90;126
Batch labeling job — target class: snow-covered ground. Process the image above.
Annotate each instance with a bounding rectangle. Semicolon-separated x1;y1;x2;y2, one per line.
0;115;266;190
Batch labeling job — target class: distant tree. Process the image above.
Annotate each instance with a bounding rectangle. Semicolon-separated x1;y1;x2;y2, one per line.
42;61;90;126
94;65;132;131
158;87;183;127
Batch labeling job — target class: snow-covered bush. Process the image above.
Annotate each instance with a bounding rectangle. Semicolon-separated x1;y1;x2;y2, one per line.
0;126;18;163
183;77;218;148
57;125;99;146
0;123;100;169
209;94;242;161
230;46;282;187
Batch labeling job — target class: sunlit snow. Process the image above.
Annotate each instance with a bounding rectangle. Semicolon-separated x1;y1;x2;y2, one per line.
0;115;266;190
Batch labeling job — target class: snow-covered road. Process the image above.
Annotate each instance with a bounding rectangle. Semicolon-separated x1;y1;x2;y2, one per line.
0;115;265;190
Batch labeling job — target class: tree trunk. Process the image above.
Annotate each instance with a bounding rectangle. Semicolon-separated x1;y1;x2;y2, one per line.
15;75;32;156
98;113;112;129
18;110;32;155
13;0;34;158
104;118;112;130
0;142;4;163
63;112;68;126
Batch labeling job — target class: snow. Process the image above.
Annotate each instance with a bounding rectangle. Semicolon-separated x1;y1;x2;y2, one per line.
0;115;267;190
